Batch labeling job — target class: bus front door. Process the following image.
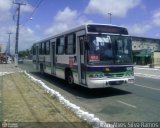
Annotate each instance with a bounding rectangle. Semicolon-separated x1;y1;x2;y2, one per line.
50;39;56;75
77;32;86;85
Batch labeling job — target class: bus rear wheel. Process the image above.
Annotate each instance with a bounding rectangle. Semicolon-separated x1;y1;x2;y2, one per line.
40;64;44;74
66;71;74;85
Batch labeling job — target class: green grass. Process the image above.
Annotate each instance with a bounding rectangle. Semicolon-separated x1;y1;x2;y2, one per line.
1;72;92;128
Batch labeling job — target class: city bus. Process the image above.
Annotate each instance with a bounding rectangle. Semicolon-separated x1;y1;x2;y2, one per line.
32;23;134;88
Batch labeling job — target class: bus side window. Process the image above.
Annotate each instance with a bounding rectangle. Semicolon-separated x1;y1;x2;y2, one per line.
56;38;60;54
73;34;76;53
65;36;68;54
32;45;36;55
42;42;46;55
46;41;50;55
56;37;65;54
39;43;42;55
66;34;76;54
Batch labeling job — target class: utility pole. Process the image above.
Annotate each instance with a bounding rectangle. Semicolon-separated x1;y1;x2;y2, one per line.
13;2;26;67
7;32;12;56
108;13;112;24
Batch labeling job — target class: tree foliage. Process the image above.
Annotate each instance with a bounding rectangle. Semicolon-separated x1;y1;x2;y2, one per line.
18;49;32;58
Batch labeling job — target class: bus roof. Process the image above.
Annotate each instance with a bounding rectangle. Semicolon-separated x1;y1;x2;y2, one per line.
33;23;128;45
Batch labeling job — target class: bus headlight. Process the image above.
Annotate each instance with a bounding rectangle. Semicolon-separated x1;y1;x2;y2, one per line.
89;73;105;78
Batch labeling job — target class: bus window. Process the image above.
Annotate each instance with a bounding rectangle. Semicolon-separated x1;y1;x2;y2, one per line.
39;43;42;55
32;45;36;55
42;42;46;55
56;37;65;54
46;41;50;55
66;34;75;54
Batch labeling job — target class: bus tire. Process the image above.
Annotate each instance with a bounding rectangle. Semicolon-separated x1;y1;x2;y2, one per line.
66;70;74;85
40;63;44;74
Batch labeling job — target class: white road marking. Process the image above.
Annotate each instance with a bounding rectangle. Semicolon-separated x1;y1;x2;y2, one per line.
134;84;160;91
134;67;160;71
135;73;160;79
117;100;136;108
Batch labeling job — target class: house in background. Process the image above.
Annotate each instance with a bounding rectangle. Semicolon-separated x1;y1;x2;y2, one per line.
131;36;160;65
0;43;7;63
0;43;6;53
152;52;160;66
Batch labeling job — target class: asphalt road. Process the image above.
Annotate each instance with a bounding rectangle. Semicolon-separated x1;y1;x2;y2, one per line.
18;60;160;122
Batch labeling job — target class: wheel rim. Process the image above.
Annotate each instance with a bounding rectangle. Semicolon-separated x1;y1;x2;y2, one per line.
68;75;73;85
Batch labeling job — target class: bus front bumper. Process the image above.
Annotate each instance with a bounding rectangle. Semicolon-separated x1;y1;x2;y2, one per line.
86;77;135;88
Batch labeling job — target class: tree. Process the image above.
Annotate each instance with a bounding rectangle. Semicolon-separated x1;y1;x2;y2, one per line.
18;49;32;59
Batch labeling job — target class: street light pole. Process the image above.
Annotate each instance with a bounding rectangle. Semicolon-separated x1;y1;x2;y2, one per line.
7;32;12;56
14;2;26;67
108;13;112;24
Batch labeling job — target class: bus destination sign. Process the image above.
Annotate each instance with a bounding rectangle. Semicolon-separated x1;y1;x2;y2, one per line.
87;25;128;35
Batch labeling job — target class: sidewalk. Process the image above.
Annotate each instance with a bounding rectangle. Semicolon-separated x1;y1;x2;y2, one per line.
0;63;22;73
134;64;160;79
134;64;160;70
0;64;92;128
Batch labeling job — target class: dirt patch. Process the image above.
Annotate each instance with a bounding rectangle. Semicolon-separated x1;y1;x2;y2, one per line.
1;72;91;128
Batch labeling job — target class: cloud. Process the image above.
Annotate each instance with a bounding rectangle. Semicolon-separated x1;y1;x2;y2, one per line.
18;26;39;51
45;7;92;36
0;0;33;22
155;33;160;37
85;0;141;17
125;23;152;36
139;4;147;12
0;25;15;53
0;0;38;53
0;12;11;22
35;24;40;29
0;25;39;53
125;8;160;37
55;7;77;23
0;0;12;11
0;0;12;22
21;4;33;13
153;9;160;26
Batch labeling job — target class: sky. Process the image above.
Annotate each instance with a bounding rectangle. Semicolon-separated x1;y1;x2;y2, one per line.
0;0;160;54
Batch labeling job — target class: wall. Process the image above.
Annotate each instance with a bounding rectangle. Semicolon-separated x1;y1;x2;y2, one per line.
0;44;6;53
153;52;160;66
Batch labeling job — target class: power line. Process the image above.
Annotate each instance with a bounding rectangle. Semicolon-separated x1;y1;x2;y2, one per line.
21;0;44;26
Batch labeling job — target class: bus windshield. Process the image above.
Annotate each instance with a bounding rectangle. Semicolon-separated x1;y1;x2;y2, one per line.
87;34;132;65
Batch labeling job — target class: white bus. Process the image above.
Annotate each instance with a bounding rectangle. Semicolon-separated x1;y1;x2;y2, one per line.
32;23;134;88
